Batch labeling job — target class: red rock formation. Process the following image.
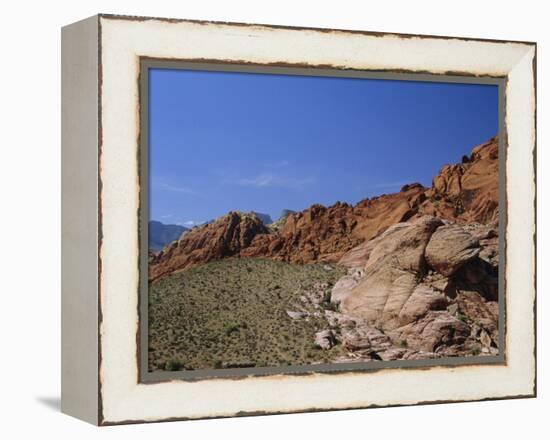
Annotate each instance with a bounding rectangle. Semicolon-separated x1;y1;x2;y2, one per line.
149;212;269;280
150;137;499;280
419;137;499;225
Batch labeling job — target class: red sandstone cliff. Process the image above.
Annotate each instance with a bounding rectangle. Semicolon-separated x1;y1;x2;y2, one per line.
150;137;499;281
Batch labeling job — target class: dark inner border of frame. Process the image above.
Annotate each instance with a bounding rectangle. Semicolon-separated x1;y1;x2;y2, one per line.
137;58;507;383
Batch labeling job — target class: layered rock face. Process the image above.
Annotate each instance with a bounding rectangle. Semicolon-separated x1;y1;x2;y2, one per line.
341;216;444;327
150;137;499;280
333;216;499;358
422;137;499;225
282;214;499;361
149;212;269;280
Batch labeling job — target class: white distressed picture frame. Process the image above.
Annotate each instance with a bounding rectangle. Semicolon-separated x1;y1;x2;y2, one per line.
61;14;536;425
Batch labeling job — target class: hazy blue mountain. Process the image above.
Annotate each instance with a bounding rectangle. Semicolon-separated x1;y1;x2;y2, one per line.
279;209;296;220
252;212;273;225
149;221;188;251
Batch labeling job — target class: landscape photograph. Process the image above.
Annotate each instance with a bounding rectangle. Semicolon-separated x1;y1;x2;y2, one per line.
147;68;500;373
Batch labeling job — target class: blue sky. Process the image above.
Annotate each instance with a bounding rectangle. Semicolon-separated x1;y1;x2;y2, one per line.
149;68;498;226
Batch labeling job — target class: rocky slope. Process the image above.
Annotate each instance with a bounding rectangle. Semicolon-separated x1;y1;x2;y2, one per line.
150;137;498;280
327;215;499;360
149;214;499;371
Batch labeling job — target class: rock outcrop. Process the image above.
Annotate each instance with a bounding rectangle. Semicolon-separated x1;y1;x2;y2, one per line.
264;212;500;362
314;330;337;350
331;216;499;357
422;137;499;225
341;216;443;328
424;225;481;276
149;212;269;280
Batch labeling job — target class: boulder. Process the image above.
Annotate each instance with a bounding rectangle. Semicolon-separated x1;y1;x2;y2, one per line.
388;311;470;352
340;323;392;352
376;348;408;361
401;350;440;360
425;225;480;276
314;330;337;350
338;223;410;269
364;217;442;272
456;290;499;346
330;268;363;304
398;284;448;326
324;310;357;328
479;329;492;348
286;310;309;320
341;216;443;327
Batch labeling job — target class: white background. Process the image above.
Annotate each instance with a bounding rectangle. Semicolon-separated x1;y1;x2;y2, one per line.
0;0;546;438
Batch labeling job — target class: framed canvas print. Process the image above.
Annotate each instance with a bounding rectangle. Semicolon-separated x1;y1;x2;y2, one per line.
61;14;537;425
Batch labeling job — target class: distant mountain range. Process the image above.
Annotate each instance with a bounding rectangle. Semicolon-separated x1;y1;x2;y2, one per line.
251;210;296;226
279;209;296;219
149;211;295;251
251;212;273;225
149;221;188;251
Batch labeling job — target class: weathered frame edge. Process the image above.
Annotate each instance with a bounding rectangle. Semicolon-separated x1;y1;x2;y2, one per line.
90;14;537;426
61;14;101;425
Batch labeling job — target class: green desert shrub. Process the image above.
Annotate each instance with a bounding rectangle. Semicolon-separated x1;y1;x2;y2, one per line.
320;301;339;312
457;313;468;323
224;322;241;336
164;359;184;371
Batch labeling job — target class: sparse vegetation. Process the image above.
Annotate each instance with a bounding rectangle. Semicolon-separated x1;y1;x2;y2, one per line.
164;359;184;371
320;289;339;311
457;313;469;323
148;258;346;372
223;322;241;336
